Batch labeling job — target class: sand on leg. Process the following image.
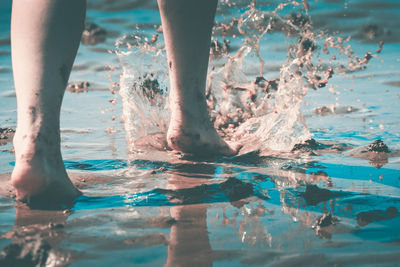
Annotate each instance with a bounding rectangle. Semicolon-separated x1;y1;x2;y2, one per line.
10;0;86;207
157;0;238;156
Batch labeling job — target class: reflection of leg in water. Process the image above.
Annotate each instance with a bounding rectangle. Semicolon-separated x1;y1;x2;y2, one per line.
10;0;85;207
158;0;238;156
166;204;213;267
165;173;213;266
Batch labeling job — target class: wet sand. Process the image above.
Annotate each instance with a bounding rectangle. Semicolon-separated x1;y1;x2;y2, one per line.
1;137;400;265
1;0;400;266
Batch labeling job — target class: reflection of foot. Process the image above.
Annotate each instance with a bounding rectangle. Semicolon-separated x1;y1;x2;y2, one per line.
11;131;81;209
167;115;238;156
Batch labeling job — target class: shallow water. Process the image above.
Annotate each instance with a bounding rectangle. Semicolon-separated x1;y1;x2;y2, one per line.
1;0;400;266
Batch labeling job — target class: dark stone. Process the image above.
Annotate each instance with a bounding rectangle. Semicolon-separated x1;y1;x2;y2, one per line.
313;212;339;228
300;38;317;52
0;128;15;140
136;74;164;100
287;12;310;28
0;128;15;145
0;238;51;267
254;77;279;93
220;177;254;202
367;139;389;153
210;39;231;57
364;52;373;61
291;139;322;153
81;22;107;45
67;81;90;93
314;106;331;115
360;24;385;40
254;76;266;86
357;206;398;226
301;184;338;206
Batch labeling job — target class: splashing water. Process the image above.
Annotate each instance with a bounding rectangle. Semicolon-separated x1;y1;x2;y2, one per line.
115;0;375;155
116;33;170;152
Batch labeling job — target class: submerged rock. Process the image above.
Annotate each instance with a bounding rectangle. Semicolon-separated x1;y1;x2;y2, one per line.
357;206;398;227
312;212;340;228
301;184;339;206
359;24;387;41
139;75;164;99
300;37;317;53
0;238;51;267
348;139;394;168
254;77;279;93
210;38;231;57
292;139;350;154
367;139;389;153
287;12;310;28
279;12;311;35
0;127;15;145
81;22;107;45
314;105;359;116
312;212;340;239
291;139;322;153
67;81;90;93
314;106;332;116
220;177;254;202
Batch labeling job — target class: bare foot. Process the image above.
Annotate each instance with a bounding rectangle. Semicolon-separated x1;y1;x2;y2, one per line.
11;131;81;209
167;114;239;157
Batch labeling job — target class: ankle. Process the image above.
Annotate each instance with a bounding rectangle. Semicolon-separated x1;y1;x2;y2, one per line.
169;92;210;119
169;104;212;127
13;127;61;160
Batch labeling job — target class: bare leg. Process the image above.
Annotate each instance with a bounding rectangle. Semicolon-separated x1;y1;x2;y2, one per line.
11;0;85;207
158;0;237;156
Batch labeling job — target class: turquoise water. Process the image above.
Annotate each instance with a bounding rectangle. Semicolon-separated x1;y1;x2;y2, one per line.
1;0;400;266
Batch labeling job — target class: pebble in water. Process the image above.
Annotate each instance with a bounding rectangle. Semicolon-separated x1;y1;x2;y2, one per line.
312;212;340;239
357;207;398;227
367;139;389;153
67;81;90;93
81;22;107;45
312;212;340;228
0;128;15;145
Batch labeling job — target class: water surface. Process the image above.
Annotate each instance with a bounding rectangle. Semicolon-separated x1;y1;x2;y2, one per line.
0;0;400;266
